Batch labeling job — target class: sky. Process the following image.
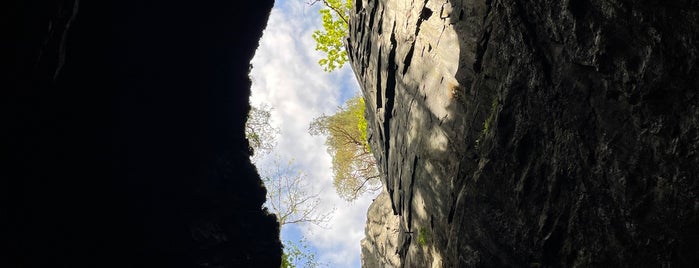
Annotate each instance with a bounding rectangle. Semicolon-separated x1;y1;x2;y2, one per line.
248;0;375;267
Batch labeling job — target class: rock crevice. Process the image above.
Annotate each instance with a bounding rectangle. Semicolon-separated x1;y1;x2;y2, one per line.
351;0;699;267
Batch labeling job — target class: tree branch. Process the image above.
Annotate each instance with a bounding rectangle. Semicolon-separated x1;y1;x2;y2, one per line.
349;174;381;199
308;0;349;25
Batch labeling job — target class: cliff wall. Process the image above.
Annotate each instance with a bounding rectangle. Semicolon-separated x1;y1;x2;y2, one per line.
6;1;281;267
361;191;402;267
349;0;698;267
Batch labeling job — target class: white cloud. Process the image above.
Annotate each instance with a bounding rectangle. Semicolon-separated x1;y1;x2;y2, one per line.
249;2;373;268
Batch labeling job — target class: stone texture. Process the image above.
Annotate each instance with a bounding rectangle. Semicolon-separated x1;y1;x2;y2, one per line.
361;191;402;268
349;0;699;267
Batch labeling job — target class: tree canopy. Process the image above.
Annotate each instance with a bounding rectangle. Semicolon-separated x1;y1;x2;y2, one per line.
309;96;381;201
311;0;352;72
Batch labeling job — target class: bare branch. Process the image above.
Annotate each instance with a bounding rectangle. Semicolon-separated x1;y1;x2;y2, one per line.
260;156;334;228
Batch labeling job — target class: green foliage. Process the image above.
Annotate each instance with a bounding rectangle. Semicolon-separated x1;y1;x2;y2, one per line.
281;252;292;268
482;98;499;135
280;238;320;268
476;98;499;148
417;226;429;246
312;0;352;72
309;96;380;201
354;98;369;151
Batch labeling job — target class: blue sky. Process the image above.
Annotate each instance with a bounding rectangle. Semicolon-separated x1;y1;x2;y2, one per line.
248;1;375;267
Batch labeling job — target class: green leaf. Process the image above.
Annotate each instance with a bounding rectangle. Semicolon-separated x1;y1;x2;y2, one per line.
312;1;351;72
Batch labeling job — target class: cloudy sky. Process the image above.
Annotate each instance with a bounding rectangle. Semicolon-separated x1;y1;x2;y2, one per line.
248;0;375;267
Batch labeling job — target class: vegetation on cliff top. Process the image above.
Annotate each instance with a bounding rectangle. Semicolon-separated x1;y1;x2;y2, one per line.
311;0;352;72
310;96;381;201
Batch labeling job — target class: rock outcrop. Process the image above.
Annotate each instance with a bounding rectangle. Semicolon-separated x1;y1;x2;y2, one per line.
350;0;698;267
6;1;281;267
361;191;402;268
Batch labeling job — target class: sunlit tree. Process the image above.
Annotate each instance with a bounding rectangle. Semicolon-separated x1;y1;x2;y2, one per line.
309;96;381;201
310;0;352;72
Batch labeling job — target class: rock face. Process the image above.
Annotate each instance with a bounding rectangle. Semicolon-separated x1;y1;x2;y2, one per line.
349;0;698;267
361;191;402;268
6;1;281;267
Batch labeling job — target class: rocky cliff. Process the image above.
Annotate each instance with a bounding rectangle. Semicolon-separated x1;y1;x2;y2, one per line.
349;0;698;267
6;1;281;267
361;191;402;267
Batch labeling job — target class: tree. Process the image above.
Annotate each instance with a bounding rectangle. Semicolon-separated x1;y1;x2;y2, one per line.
309;96;381;201
245;103;279;161
280;237;321;268
310;0;352;72
261;157;331;268
247;105;330;267
260;157;334;227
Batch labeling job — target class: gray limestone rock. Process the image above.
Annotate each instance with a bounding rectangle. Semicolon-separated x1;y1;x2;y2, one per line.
350;0;699;267
361;191;402;268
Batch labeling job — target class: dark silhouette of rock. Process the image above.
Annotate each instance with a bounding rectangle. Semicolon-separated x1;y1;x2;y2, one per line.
5;0;281;267
349;0;698;267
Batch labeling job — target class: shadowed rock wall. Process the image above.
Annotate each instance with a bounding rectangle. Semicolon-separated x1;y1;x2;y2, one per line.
349;0;698;267
5;1;281;267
